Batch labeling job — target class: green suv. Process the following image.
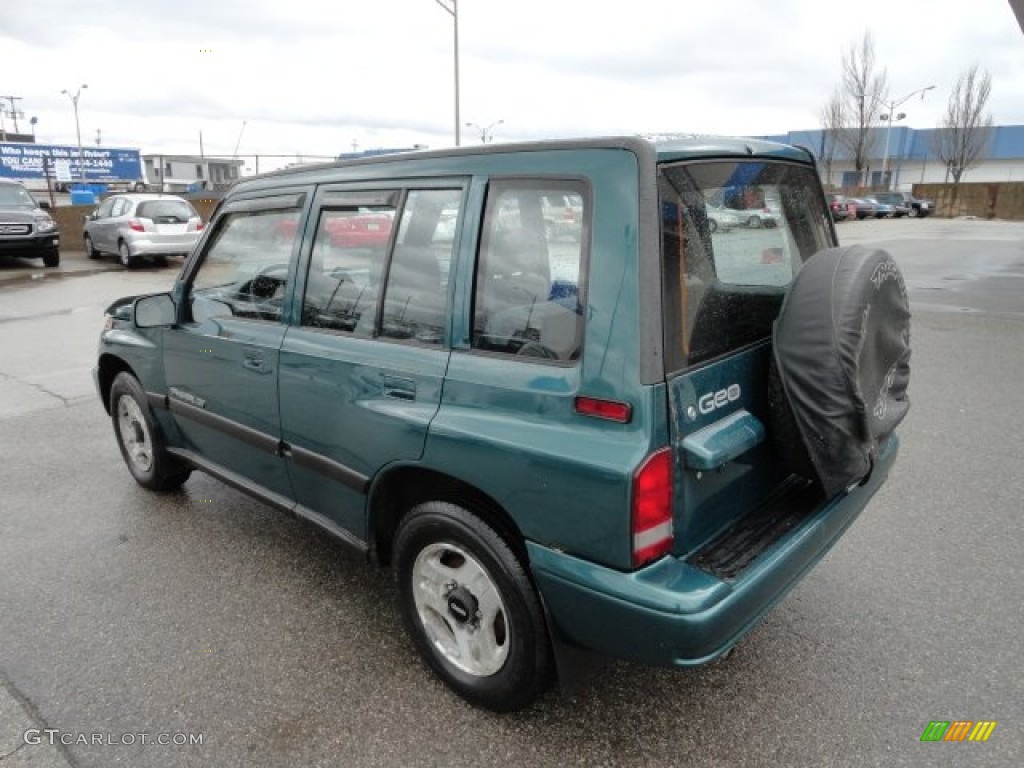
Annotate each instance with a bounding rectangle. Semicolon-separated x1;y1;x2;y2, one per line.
95;136;911;711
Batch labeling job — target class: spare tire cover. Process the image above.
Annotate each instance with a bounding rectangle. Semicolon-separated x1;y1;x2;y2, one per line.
771;244;911;497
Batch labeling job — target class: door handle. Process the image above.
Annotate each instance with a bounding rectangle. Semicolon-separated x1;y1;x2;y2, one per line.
242;347;270;374
381;374;416;401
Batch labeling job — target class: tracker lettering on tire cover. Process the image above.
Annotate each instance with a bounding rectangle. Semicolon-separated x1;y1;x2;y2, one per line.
771;245;911;497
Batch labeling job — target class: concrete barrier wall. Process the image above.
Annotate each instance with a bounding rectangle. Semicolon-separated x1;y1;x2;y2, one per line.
50;199;221;252
913;182;1024;220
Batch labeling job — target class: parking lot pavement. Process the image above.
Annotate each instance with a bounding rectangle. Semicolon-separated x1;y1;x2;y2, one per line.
0;681;73;767
0;250;120;286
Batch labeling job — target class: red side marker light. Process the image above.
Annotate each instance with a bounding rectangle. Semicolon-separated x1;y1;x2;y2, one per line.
574;396;632;423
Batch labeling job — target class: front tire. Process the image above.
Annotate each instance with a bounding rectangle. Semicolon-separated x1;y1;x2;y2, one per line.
110;372;191;491
42;249;59;268
394;502;552;712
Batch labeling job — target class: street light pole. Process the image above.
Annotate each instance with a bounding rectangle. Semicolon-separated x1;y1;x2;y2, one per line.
880;84;935;190
434;0;460;146
61;84;88;183
465;119;504;143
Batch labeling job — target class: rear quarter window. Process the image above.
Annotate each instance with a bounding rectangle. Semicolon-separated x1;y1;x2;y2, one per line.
472;179;588;363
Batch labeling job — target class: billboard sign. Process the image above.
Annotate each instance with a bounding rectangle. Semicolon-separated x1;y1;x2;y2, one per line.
0;143;143;183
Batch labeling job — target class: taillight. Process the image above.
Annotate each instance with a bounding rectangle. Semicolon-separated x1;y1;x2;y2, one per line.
196;222;205;231
632;448;673;567
128;219;145;232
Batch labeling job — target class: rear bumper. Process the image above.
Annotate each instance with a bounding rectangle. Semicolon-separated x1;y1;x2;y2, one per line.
529;437;898;667
126;236;198;256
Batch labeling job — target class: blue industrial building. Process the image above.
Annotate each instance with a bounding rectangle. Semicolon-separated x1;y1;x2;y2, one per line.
757;124;1024;191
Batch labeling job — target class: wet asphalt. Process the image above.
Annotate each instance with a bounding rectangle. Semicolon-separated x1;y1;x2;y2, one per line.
0;219;1022;767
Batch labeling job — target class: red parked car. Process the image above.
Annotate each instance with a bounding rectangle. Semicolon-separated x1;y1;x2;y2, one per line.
825;194;849;222
275;210;394;248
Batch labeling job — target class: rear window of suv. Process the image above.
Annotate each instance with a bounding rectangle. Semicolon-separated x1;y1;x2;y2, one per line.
660;160;832;370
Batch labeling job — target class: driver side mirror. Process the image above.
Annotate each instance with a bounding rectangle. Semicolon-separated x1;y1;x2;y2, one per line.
134;293;176;328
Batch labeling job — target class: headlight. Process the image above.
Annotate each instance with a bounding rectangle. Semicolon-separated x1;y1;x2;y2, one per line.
34;218;57;233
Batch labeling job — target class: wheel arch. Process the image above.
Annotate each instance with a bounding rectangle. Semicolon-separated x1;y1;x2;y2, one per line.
97;354;138;415
368;465;528;570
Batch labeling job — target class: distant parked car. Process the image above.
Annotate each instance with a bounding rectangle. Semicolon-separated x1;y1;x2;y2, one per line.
847;198;877;220
825;194;850;222
737;204;780;229
541;193;584;241
83;194;204;268
721;187;780;228
872;191;933;218
865;195;909;218
864;197;896;218
0;178;60;267
707;204;741;232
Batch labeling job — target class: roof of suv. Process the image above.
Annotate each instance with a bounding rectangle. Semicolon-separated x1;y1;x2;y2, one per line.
232;135;813;192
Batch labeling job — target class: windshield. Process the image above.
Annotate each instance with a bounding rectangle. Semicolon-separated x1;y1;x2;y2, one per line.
0;184;37;209
659;160;833;370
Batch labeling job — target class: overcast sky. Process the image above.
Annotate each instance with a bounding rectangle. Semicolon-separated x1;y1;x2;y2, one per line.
2;0;1022;172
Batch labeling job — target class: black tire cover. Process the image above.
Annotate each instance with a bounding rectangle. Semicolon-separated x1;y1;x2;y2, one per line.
771;244;911;497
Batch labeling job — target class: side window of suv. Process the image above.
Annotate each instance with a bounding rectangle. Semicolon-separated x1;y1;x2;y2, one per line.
189;205;302;324
472;180;588;362
301;188;461;343
379;189;460;345
300;197;398;336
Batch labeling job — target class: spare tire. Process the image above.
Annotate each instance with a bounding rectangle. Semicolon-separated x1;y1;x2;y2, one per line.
769;245;911;498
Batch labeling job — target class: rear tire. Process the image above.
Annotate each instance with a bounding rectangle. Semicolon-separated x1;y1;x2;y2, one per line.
110;372;191;491
118;241;136;269
394;502;552;712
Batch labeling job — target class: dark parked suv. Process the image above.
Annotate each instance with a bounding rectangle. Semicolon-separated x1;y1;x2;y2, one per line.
95;136;911;710
0;179;60;266
872;191;935;217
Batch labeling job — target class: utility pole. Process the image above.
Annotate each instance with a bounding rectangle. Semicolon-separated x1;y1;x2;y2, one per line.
61;84;88;182
433;0;461;146
0;95;25;133
881;85;935;190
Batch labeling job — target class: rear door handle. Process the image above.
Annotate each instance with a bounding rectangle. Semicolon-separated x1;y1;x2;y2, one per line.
242;347;270;374
381;374;416;401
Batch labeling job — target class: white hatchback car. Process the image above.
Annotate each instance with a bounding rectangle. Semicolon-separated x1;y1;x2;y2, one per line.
83;194;204;267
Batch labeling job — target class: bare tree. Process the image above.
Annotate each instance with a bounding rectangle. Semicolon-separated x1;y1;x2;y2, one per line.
818;89;845;188
934;64;993;184
835;31;888;186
